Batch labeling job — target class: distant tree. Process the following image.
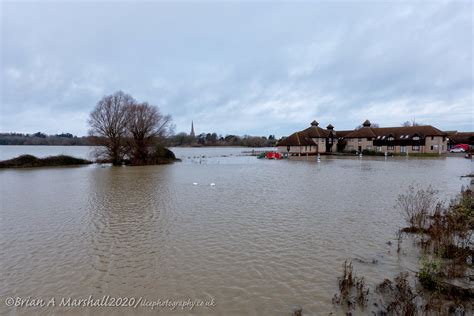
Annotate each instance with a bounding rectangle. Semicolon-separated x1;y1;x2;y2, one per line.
56;133;74;138
197;133;206;145
33;132;47;138
224;135;240;145
402;120;420;127
241;136;266;147
88;91;135;165
205;133;218;144
171;132;192;146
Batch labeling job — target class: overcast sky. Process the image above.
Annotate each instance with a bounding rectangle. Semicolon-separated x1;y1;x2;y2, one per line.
1;0;472;137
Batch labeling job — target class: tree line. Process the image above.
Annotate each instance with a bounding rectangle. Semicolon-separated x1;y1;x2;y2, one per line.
0;132;93;145
166;133;277;147
0;131;278;147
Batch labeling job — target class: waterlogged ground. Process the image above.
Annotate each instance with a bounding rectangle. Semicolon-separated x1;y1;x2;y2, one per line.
0;146;472;315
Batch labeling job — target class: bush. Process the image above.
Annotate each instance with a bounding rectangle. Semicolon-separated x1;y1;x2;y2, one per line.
418;258;442;290
153;145;177;160
145;145;180;165
452;188;474;228
396;185;438;231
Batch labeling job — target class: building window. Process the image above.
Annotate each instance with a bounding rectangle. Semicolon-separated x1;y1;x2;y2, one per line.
358;138;362;143
412;145;420;151
400;146;407;153
376;146;382;152
387;137;394;141
431;136;434;140
430;145;433;150
388;145;394;150
413;136;420;140
366;146;372;150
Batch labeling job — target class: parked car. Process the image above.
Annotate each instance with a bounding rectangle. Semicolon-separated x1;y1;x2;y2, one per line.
450;147;465;153
450;144;469;152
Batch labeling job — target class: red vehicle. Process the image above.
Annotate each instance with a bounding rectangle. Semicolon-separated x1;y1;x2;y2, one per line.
265;152;282;159
450;144;469;152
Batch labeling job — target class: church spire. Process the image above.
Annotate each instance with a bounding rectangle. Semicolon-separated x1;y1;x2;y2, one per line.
190;121;195;137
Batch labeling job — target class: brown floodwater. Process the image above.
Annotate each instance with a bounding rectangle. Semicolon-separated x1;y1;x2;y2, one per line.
0;146;472;315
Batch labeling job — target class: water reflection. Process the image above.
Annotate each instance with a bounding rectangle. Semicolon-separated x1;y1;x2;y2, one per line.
0;150;471;315
84;167;171;295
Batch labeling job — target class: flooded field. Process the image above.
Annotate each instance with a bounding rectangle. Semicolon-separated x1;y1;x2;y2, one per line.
0;146;472;315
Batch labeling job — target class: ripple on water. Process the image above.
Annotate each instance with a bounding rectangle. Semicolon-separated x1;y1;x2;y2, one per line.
0;155;471;315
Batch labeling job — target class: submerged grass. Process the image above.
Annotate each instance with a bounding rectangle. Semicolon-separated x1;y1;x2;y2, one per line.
333;186;473;314
332;260;370;311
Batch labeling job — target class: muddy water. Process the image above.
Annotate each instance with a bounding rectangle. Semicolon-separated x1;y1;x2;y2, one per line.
0;146;472;315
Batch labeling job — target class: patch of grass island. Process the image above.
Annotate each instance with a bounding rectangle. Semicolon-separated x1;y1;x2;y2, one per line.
0;154;93;168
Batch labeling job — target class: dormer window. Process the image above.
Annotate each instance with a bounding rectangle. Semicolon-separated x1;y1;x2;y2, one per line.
387;136;394;141
413;136;420;140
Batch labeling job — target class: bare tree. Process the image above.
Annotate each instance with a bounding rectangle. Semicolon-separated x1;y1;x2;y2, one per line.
127;102;173;165
402;119;420;127
88;91;135;165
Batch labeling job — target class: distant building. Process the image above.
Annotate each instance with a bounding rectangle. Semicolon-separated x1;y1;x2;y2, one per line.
190;121;195;137
277;119;449;155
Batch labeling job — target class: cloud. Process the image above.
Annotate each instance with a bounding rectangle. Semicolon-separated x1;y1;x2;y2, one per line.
1;0;472;136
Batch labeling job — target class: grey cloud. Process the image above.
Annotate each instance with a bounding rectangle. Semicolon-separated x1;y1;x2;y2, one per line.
1;1;472;136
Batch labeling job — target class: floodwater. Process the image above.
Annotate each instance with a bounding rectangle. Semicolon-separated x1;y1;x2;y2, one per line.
0;146;472;315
